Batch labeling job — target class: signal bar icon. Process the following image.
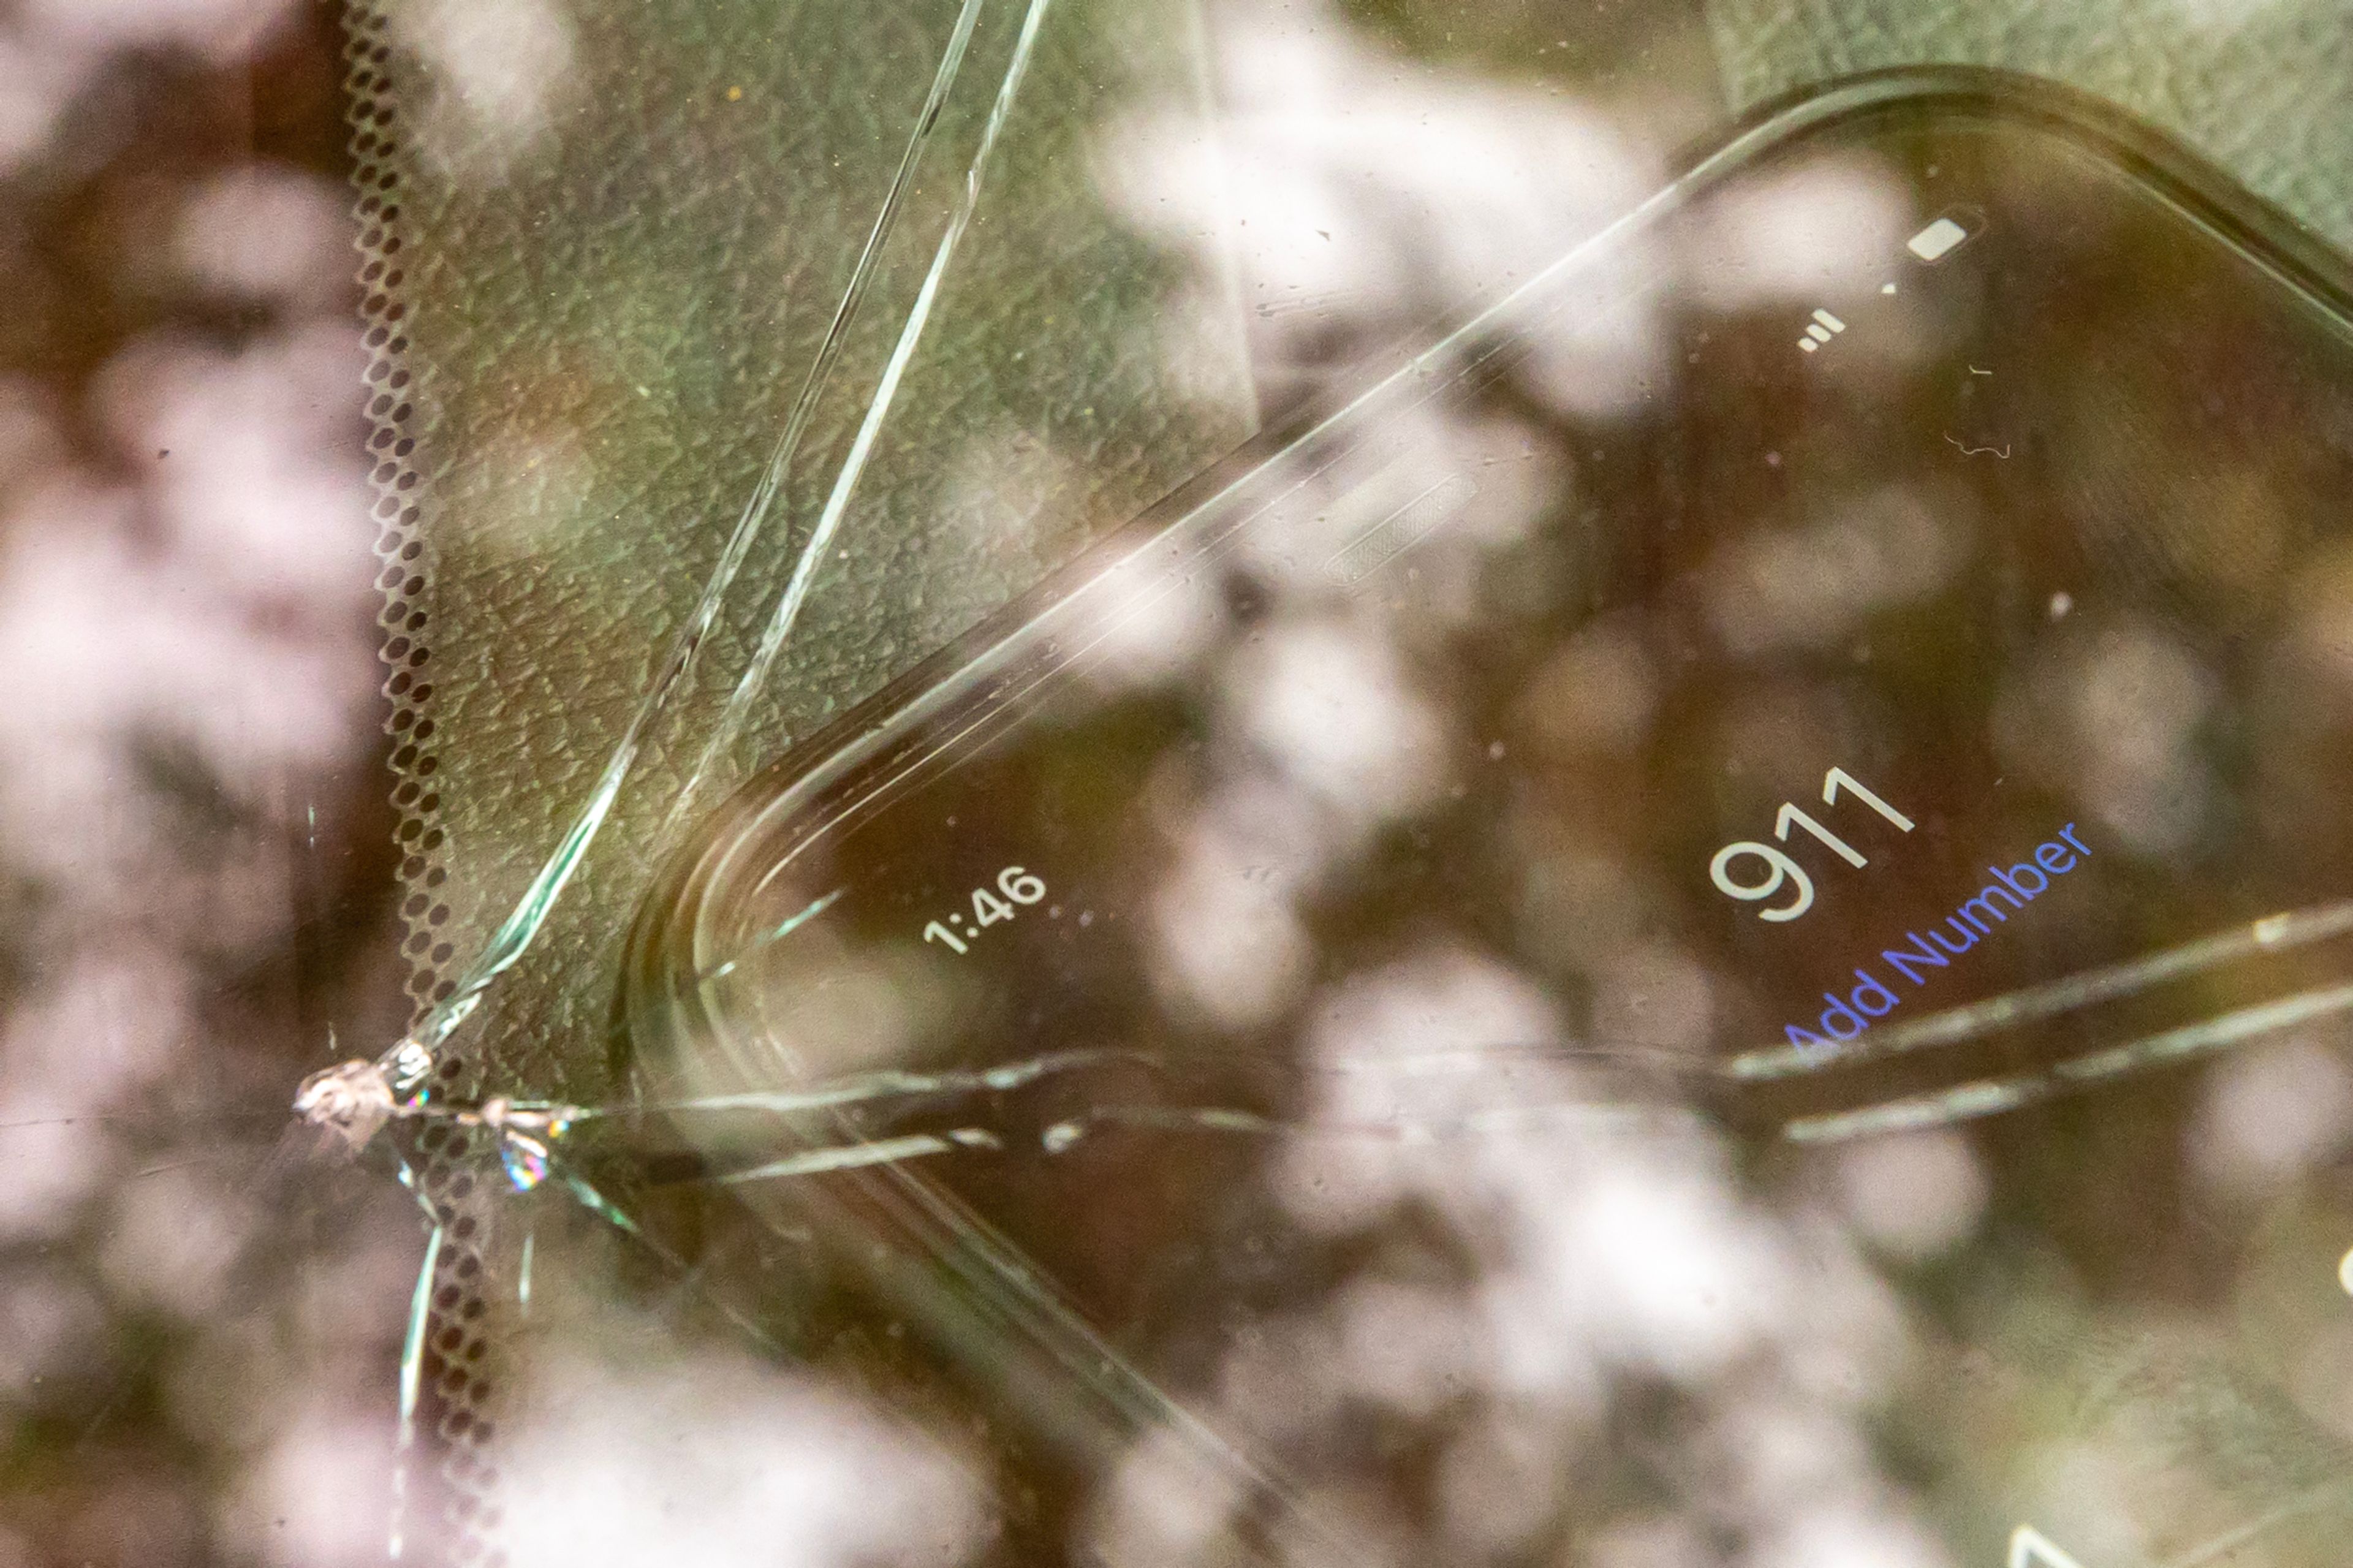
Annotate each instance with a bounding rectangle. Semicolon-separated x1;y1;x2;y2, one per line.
1797;308;1846;354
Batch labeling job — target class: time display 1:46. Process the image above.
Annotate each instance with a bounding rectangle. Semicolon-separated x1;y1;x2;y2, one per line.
1710;767;1913;922
923;865;1047;955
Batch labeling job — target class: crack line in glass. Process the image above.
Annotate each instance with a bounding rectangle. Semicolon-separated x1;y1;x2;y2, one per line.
345;0;998;1108
1784;977;2353;1143
659;0;1061;841
1731;898;2353;1081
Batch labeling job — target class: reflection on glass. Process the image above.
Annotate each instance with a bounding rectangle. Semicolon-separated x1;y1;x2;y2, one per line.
627;89;2353;1568
9;1;2353;1564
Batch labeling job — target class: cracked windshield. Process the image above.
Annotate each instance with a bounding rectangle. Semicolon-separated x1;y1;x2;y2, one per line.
9;2;2353;1566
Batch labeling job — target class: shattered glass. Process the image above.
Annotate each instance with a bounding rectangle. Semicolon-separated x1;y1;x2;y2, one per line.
613;81;2353;1568
10;3;2353;1568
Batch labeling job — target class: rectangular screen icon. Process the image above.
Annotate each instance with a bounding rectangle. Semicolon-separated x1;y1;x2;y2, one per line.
1907;216;1970;262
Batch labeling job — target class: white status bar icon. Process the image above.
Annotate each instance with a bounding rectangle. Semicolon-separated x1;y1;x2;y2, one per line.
1797;308;1846;354
1907;215;1971;262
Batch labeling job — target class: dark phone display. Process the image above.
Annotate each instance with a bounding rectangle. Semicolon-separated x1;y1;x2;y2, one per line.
642;107;2353;1566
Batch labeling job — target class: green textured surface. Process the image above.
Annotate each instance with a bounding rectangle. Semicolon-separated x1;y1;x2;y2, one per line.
1706;0;2353;248
379;0;1252;1102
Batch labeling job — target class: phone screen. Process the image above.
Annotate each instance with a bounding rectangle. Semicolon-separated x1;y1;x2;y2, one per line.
632;89;2353;1567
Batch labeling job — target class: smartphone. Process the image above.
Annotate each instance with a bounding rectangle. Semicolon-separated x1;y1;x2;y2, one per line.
624;67;2353;1567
